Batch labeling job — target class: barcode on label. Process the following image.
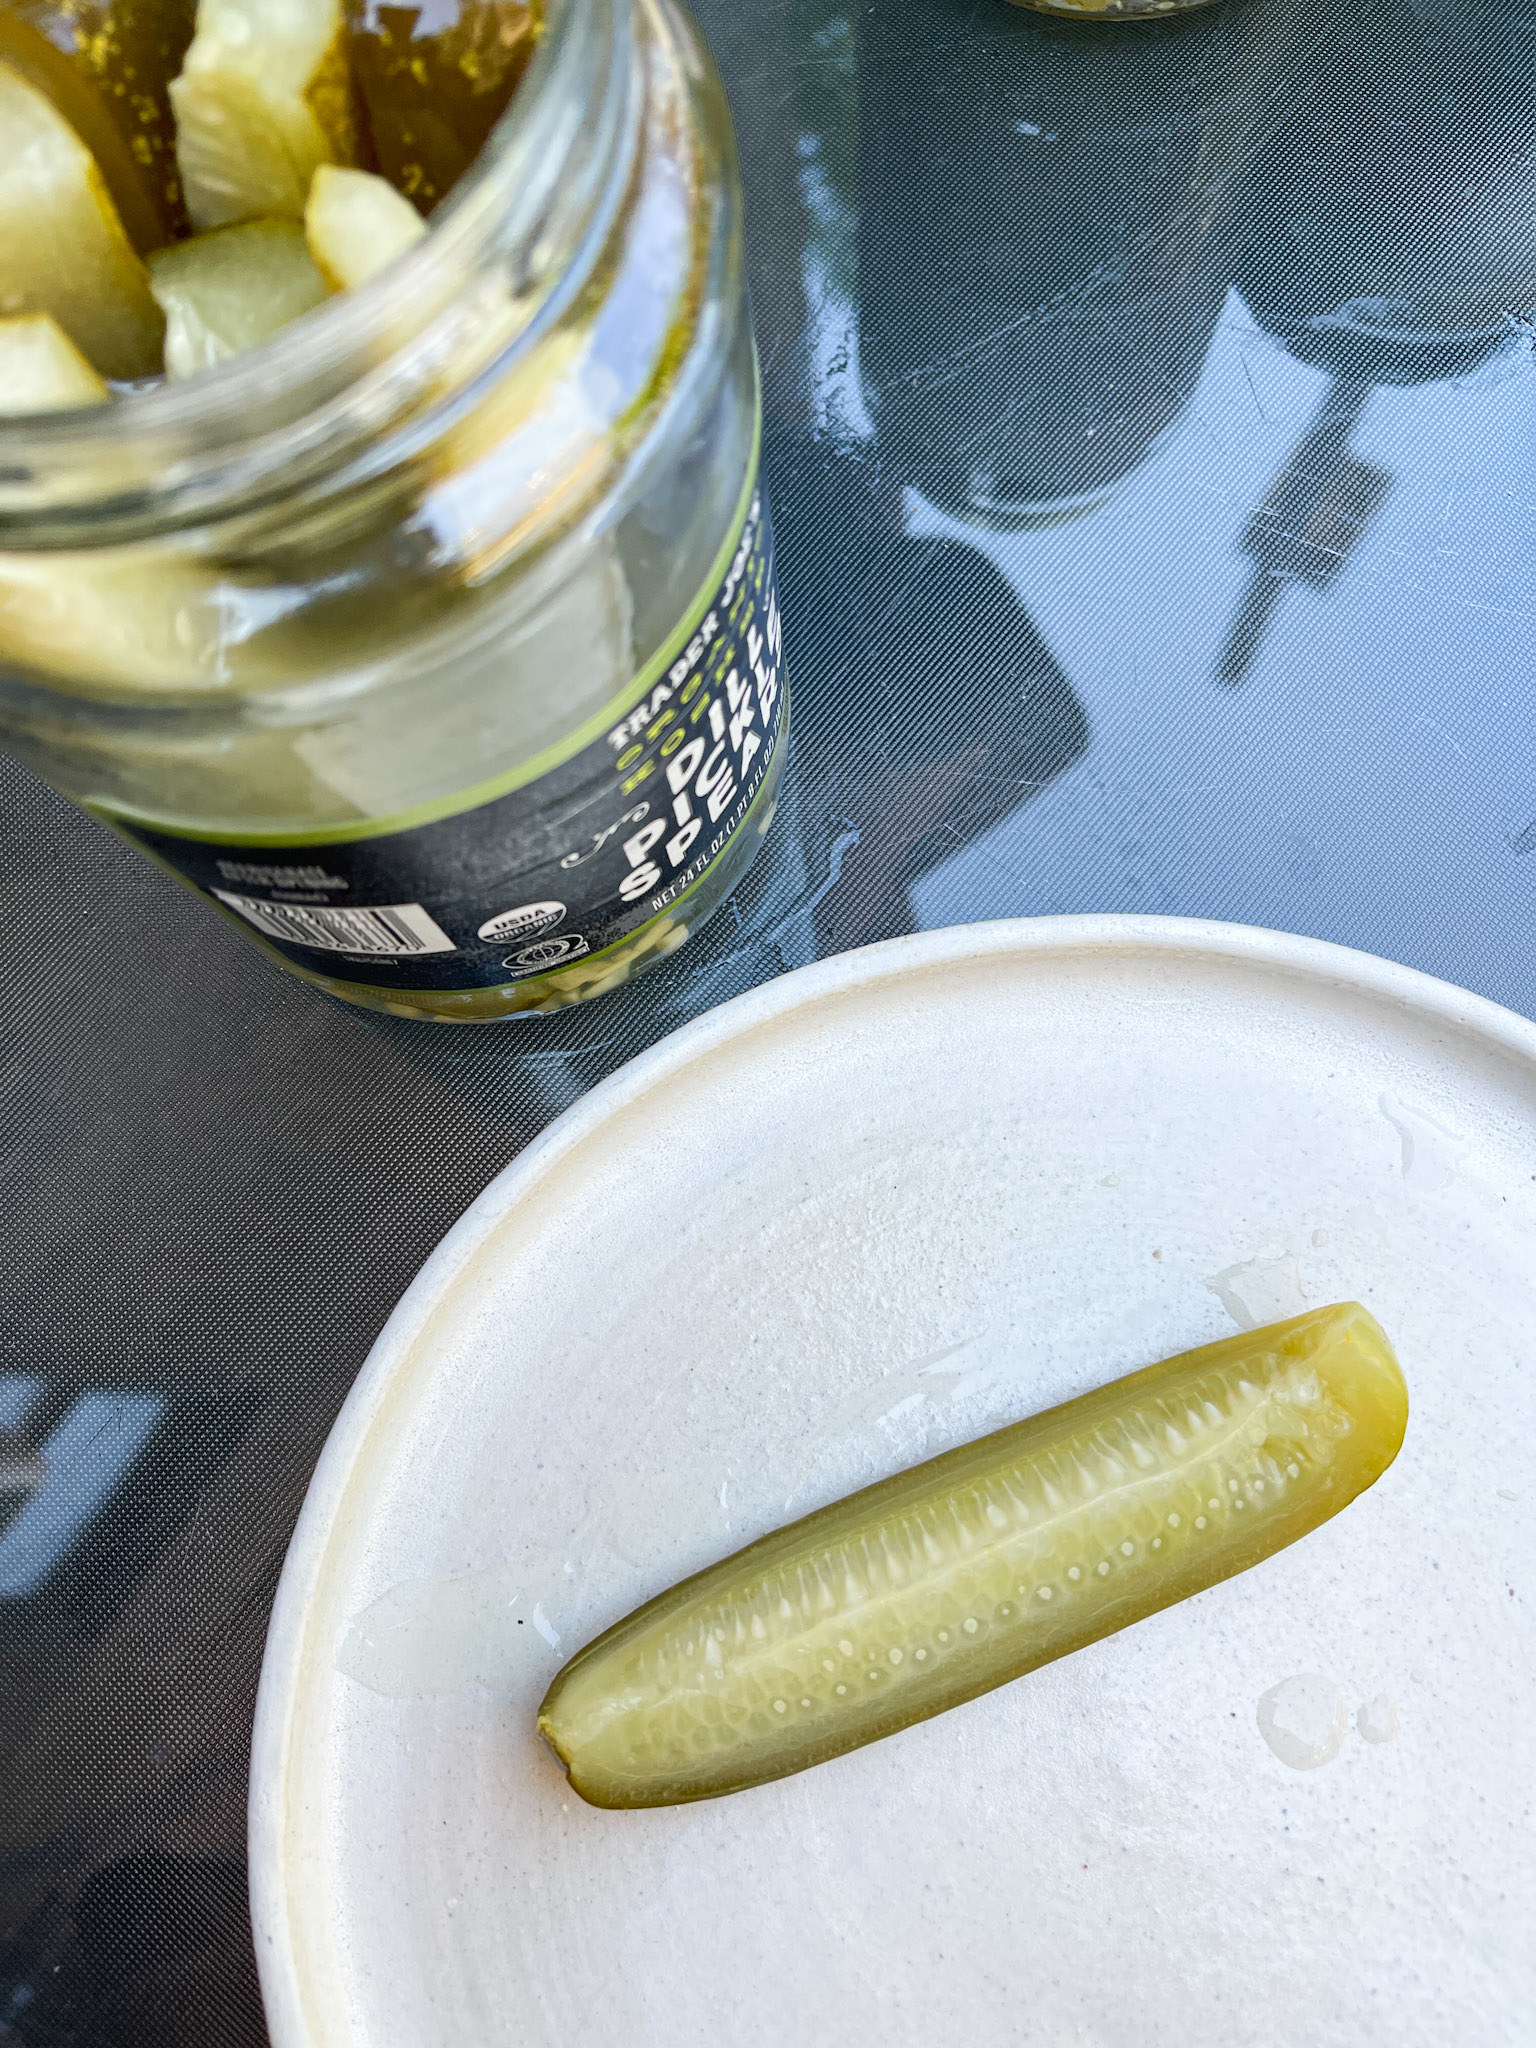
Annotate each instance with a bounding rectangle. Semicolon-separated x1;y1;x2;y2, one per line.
211;891;457;956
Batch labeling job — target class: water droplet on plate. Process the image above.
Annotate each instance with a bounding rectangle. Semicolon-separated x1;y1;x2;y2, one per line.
1206;1253;1308;1331
1358;1694;1400;1744
1379;1092;1467;1192
1257;1674;1348;1770
336;1567;527;1699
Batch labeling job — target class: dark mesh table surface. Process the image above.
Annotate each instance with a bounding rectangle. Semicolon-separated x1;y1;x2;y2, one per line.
2;0;1533;2039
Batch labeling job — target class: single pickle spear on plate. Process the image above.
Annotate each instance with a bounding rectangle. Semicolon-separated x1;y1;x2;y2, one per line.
539;1303;1408;1807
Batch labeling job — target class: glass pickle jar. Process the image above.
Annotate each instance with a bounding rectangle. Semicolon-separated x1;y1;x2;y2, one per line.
1006;1;1224;16
0;0;785;1022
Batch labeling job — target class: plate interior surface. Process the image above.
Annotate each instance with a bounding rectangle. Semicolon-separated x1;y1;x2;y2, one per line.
251;920;1536;2048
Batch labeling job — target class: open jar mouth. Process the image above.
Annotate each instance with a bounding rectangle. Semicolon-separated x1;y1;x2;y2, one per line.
0;0;634;540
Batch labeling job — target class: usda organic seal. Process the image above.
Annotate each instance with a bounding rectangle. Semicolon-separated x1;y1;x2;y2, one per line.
478;901;566;943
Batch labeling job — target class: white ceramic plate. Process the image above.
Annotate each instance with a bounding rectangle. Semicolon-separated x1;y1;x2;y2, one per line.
250;916;1536;2048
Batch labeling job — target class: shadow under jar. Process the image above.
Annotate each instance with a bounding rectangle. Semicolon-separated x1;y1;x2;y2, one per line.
0;0;785;1022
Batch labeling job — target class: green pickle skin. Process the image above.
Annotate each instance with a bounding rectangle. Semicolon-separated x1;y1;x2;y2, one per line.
538;1305;1408;1807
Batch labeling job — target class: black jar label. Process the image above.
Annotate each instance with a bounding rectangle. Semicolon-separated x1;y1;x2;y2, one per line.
99;484;786;994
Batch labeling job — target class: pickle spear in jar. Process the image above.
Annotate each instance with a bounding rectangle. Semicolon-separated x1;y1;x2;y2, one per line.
346;1;541;216
149;218;332;376
0;311;110;413
305;163;425;288
0;2;196;249
539;1304;1408;1808
169;0;364;228
0;58;164;376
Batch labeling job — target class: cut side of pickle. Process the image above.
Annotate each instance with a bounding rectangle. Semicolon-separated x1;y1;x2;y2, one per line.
305;165;425;291
170;0;361;229
149;219;331;378
0;59;164;378
539;1304;1409;1807
0;312;111;413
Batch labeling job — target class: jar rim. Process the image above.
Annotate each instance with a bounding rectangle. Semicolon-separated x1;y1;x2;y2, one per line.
0;0;617;511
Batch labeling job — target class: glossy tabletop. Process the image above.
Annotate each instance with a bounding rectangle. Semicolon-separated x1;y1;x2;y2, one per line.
1;0;1533;2039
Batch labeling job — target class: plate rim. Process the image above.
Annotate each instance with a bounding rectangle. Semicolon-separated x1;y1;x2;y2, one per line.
247;912;1536;2046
